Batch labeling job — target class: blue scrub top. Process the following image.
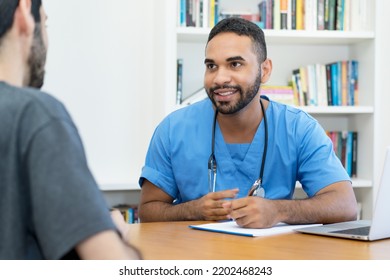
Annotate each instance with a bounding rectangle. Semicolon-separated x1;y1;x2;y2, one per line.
140;98;350;204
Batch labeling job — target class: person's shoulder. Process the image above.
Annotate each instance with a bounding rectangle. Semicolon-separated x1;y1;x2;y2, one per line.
269;99;316;122
153;99;212;134
24;87;67;114
8;84;71;121
163;98;212;123
169;98;211;116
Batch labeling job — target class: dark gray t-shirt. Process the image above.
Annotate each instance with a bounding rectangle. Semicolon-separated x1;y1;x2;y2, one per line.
0;82;116;259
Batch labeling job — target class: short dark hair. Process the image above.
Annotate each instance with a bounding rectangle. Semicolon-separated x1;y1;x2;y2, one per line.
0;0;42;40
207;17;267;63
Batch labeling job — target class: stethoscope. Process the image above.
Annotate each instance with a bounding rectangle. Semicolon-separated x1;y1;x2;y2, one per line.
208;97;268;197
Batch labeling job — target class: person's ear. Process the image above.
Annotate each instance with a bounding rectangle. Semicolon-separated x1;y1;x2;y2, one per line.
13;0;34;36
260;59;273;84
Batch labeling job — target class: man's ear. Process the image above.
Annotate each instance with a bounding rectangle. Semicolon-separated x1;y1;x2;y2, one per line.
13;0;34;36
261;59;273;84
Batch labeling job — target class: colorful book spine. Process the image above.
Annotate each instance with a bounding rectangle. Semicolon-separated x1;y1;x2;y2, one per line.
280;0;288;30
296;0;304;30
326;130;358;177
291;0;297;29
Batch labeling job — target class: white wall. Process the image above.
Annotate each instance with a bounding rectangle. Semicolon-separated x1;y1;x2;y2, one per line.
43;0;164;189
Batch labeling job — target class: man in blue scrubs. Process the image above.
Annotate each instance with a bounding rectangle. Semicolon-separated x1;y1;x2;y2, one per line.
138;17;357;228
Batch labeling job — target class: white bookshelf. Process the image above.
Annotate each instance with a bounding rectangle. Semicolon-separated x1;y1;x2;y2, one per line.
164;0;384;219
99;183;140;207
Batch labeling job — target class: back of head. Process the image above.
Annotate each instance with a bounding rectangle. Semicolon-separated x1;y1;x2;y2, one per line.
0;0;42;41
207;17;268;63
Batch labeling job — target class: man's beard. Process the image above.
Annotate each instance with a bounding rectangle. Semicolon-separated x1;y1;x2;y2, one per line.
206;70;262;114
27;26;46;89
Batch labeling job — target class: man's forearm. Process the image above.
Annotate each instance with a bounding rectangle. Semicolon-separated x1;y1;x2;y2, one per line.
139;200;202;222
276;185;357;224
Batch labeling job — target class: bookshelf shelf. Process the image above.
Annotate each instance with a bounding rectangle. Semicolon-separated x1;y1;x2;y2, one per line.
100;183;140;207
299;106;374;114
177;27;374;44
99;183;139;192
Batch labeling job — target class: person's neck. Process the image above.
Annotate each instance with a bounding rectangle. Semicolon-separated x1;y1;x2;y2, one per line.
0;45;26;87
0;66;24;87
217;97;267;143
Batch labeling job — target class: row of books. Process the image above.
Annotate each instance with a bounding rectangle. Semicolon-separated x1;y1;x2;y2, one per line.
177;0;369;31
326;130;358;178
258;0;368;31
291;60;359;107
177;61;358;108
177;0;220;28
112;204;139;224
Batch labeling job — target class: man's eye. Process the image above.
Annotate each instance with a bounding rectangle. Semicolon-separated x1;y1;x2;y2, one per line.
206;64;216;69
231;62;242;68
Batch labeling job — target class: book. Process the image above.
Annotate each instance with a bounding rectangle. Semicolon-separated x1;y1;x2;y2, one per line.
273;0;281;30
351;131;358;177
266;0;273;29
179;0;187;27
287;0;292;30
306;64;318;106
350;0;368;31
261;85;295;105
299;66;308;105
112;204;139;224
317;0;326;30
325;63;333;105
336;0;344;30
292;68;304;106
326;130;358;177
330;62;339;106
343;0;351;31
345;131;353;176
176;58;183;105
214;0;219;25
327;0;336;30
351;60;359;105
280;0;288;29
258;0;267;29
305;0;317;31
209;0;215;27
295;0;304;30
291;0;297;29
316;63;328;106
341;60;348;105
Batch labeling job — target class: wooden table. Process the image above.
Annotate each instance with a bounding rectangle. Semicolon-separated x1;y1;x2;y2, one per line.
126;221;390;260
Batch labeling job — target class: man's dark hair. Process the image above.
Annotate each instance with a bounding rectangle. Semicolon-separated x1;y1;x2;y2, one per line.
0;0;42;40
207;17;267;63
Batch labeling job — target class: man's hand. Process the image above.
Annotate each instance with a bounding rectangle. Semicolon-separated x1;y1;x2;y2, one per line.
110;209;130;238
222;197;279;228
192;188;239;221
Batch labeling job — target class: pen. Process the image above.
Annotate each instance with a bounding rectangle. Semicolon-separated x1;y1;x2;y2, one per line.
248;179;265;197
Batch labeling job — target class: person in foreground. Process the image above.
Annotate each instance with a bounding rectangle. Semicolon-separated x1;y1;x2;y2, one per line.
0;0;140;259
138;17;357;228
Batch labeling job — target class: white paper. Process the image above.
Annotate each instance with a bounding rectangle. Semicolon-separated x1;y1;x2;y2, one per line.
189;221;322;237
